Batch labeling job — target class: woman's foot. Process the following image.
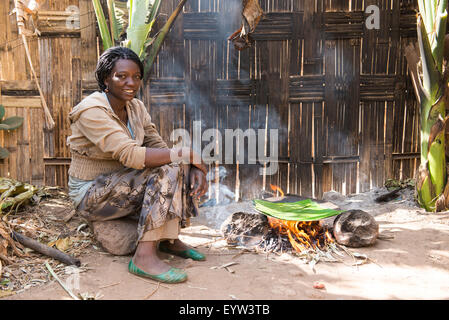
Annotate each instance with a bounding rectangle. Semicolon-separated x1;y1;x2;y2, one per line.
130;240;187;283
159;239;206;261
132;240;171;275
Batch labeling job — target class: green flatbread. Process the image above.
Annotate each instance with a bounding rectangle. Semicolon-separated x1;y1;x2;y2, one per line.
253;199;344;221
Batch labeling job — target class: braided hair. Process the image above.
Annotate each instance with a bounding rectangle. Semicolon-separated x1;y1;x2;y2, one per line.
95;46;144;92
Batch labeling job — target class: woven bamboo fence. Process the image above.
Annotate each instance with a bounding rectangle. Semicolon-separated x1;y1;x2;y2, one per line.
0;0;421;202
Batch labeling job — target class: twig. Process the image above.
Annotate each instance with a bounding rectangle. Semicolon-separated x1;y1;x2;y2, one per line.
8;222;60;236
187;285;207;290
20;33;55;130
232;249;250;259
45;262;80;300
224;266;235;273
210;262;239;270
374;187;404;203
144;282;160;300
192;237;224;248
377;233;395;240
63;210;78;223
99;282;120;289
0;253;14;265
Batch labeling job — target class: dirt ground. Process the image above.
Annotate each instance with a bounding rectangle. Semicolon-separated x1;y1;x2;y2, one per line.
1;186;449;300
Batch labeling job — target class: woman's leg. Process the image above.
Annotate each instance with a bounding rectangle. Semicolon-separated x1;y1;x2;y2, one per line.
133;240;171;274
78;164;199;275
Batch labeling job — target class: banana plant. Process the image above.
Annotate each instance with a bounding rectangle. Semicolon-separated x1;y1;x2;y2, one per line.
0;105;24;160
92;0;187;81
406;0;448;211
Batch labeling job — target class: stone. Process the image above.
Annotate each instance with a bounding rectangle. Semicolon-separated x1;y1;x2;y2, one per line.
333;210;378;247
220;212;269;247
92;218;138;256
322;190;346;203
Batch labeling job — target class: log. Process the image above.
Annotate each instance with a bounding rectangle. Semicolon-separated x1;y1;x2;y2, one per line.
11;231;81;267
374;187;404;203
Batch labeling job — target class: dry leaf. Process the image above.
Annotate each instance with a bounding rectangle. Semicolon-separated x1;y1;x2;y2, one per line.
229;0;263;51
48;237;73;252
0;239;8;256
0;289;15;298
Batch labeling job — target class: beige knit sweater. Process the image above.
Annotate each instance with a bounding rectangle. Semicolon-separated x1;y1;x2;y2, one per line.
66;92;168;180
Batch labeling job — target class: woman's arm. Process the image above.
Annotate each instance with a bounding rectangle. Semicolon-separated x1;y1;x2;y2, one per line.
144;148;172;168
144;147;208;175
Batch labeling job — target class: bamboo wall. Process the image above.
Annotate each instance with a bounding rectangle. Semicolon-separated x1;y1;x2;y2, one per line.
0;0;420;201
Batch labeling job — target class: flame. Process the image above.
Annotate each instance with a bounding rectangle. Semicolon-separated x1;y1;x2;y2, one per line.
270;184;284;197
267;216;333;253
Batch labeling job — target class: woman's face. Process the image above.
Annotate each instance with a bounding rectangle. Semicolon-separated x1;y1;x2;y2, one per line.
104;58;142;103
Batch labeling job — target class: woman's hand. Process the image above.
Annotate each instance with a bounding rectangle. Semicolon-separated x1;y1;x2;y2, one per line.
189;167;208;199
171;147;208;176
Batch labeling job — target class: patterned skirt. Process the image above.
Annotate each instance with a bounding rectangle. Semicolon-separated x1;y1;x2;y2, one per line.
77;164;198;242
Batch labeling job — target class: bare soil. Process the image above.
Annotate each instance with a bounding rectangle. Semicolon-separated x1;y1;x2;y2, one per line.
2;187;449;300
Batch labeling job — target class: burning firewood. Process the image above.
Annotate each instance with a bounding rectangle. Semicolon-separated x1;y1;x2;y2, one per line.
228;0;263;51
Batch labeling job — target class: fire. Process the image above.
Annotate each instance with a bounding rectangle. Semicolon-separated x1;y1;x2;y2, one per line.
265;185;332;253
270;184;284;197
267;217;333;253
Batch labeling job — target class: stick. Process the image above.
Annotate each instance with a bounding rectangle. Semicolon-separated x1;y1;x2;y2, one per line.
20;33;55;130
144;282;160;300
99;282;120;289
11;231;81;267
374;187;404;203
45;262;80;300
12;1;54;129
0;253;14;265
63;210;78;223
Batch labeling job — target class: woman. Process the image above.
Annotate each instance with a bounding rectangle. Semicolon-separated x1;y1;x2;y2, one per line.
67;46;208;283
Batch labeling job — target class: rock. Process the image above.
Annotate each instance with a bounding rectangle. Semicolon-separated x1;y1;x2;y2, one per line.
92;218;138;256
322;190;346;203
333;210;378;247
220;212;269;247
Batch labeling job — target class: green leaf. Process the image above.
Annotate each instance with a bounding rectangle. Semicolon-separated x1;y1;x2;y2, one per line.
418;17;440;100
107;0;120;42
0;147;10;159
114;0;129;39
418;174;434;211
0;116;24;130
92;0;113;50
143;0;187;81
432;8;447;73
0;105;5;122
253;199;344;222
428;131;446;196
127;0;161;58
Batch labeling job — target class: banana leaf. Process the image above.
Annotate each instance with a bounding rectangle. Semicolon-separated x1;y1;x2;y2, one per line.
107;0;120;42
143;0;187;81
127;0;161;58
253;199;344;222
0;105;5;122
0;116;24;130
0;177;38;212
92;0;113;50
114;0;129;39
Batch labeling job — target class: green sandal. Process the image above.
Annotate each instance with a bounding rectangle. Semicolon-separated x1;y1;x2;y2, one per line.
128;260;187;283
159;242;206;261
